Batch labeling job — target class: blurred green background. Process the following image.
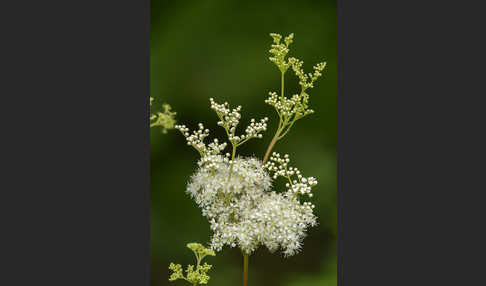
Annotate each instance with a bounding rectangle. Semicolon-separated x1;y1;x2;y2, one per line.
150;0;336;285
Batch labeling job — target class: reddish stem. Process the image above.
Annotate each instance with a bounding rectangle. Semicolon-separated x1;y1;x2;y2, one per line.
243;253;249;286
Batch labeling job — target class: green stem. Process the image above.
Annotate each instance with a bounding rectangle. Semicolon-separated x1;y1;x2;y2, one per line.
277;116;299;140
228;144;237;178
225;144;238;204
281;72;285;99
263;71;286;164
243;252;249;286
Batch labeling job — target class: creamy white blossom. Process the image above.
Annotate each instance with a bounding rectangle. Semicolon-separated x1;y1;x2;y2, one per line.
186;153;317;257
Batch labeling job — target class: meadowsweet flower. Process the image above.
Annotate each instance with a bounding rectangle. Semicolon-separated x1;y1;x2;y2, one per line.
187;155;272;218
186;153;317;257
163;32;326;286
256;191;316;257
174;98;318;257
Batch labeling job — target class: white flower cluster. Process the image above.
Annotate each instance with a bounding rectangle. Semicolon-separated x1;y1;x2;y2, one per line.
244;118;268;140
255;192;316;256
174;123;227;157
264;152;318;198
210;98;268;146
210;98;242;133
186;154;317;257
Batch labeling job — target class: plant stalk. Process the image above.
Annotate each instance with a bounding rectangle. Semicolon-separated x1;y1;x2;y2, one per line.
228;144;237;178
243;252;249;286
263;70;286;164
263;128;281;164
281;72;285;100
225;144;238;204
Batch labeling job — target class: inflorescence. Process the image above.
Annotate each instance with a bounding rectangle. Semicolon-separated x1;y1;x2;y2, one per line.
165;32;326;285
150;97;177;133
264;33;327;163
209;98;268;146
169;243;215;285
187;153;317;257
